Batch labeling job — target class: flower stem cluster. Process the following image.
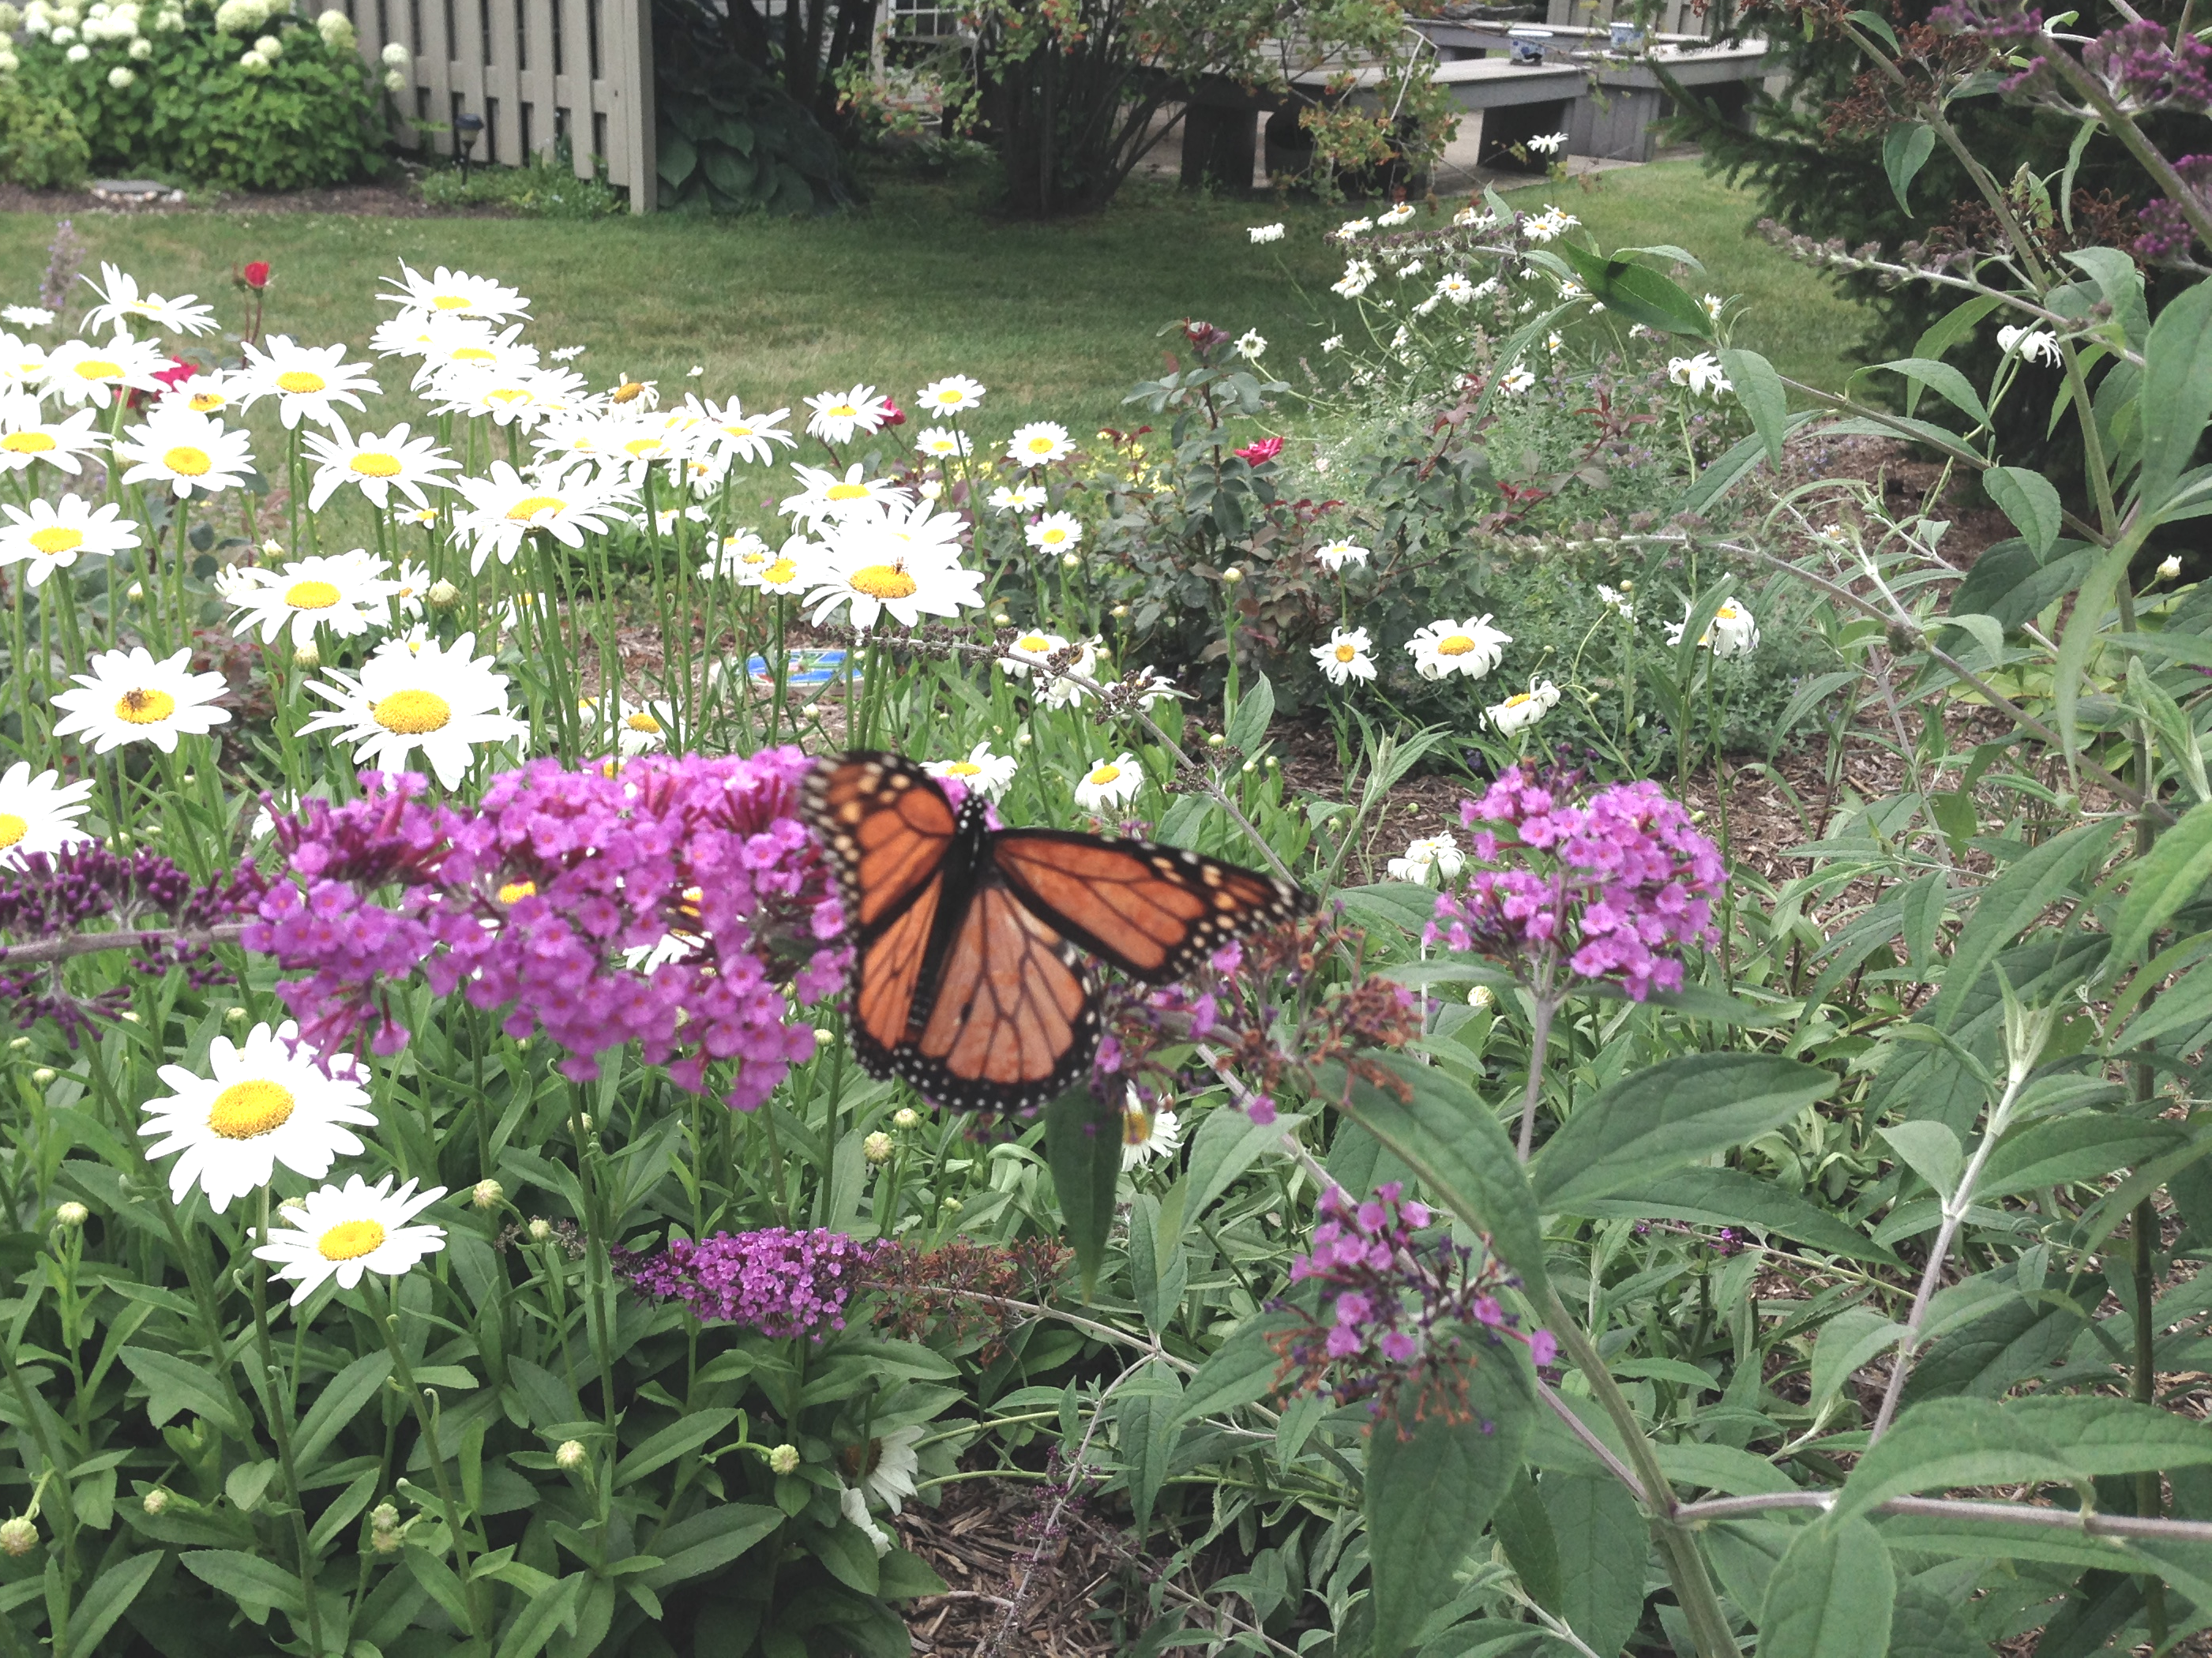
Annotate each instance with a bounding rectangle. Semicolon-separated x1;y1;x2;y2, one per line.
613;1227;892;1339
1427;766;1722;1000
243;748;848;1108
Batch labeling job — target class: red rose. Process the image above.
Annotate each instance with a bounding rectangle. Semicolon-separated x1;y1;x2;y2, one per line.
242;261;271;290
879;397;906;428
153;355;197;390
1235;436;1284;466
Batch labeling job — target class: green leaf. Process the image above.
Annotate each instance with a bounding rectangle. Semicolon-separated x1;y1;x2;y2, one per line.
816;1513;881;1596
2063;247;2150;347
1118;1363;1182;1533
1329;1055;1549;1303
1885;1579;1981;1658
655;131;697;189
1175;1310;1301;1425
1808;1307;1905;1420
1833;1397;2083;1525
1984;467;2064;557
1538;1471;1646;1656
1227;672;1275;756
121;1347;248;1438
1489;1472;1560;1613
1978;1114;2187;1198
1183;1102;1303;1221
1564;1166;1898;1262
180;1549;306;1617
637;1504;783;1592
1879;1120;1964;1199
1719;348;1787;465
1366;1352;1535;1656
494;1570;582;1658
1873;357;1988;426
1554;238;1711;338
2106;798;2212;973
1044;1085;1122;1299
58;1551;162;1658
614;1409;738;1488
1927;820;2118;1030
1913;292;2005;363
2137;281;2212;516
1883;122;1936;213
293;1350;392;1469
2003;1394;2212;1474
1530;1053;1836;1210
1757;1517;1896;1658
877;1547;951;1601
509;1356;585;1431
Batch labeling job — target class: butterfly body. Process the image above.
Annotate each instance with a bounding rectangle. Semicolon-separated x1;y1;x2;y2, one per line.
803;752;1309;1112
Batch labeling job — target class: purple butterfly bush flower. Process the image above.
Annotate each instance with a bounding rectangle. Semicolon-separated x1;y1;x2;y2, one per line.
1272;1182;1553;1423
244;748;848;1110
1425;766;1723;1002
614;1228;892;1339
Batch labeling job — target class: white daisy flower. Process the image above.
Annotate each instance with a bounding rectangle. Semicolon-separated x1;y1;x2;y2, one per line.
1320;335;1344;353
751;542;814;596
253;1173;448;1307
580;693;673;756
924;742;1018;801
691;396;796;469
0;493;140;586
1497;365;1537;397
1997;324;2062;366
1121;1089;1181;1169
1487;679;1560;734
0;335;51;396
858;1424;922;1512
52;646;232;753
1006;421;1073;468
1386;833;1466;884
1453;206;1497;230
1527;131;1567;156
303;422;458;512
1248;223;1286;244
1595;583;1635;620
0;761;97;867
780;461;911;528
0;306;54;329
113;406;255;499
0;395;104;475
1235;329;1267;360
1313;625;1376;686
410;322;539;388
448;461;636;572
168;367;242;417
41;332;170;408
1404;615;1510;680
226;550;403;648
1702;293;1726;321
700;528;776;583
1074;752;1144;813
299;632;526;788
1330;260;1377;298
1522;206;1579;243
913;426;971;460
235;336;378;431
434;364;588;430
139;1022;377;1213
916;374;985;415
1025;512;1083;555
1668;598;1759;658
1376;201;1416;225
379;261;530;324
1667;353;1732;399
997;629;1067;681
987;482;1046;515
1315;539;1369;572
803;384;892;446
79;262;216;336
804;539;981;632
839;1485;894;1557
1436;272;1476;305
1336;217;1375;238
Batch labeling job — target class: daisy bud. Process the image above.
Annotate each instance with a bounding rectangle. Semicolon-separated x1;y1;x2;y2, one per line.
863;1131;893;1164
1265;756;1279;768
1061;552;1080;569
54;1202;88;1228
471;1179;502;1210
812;1026;832;1045
527;1217;553;1242
0;1518;35;1557
226;1006;247;1022
1207;732;1226;748
32;1069;54;1084
576;1112;592;1132
370;1525;402;1553
7;1037;27;1050
992;613;1012;626
142;1488;170;1515
1222;565;1243;583
768;1444;801;1476
941;1197;963;1214
126;582;143;600
119;1011;139;1023
108;833;129;850
426;580;460;610
291;643;321;670
1469;984;1494;1009
1242;760;1257;774
370;1502;400;1530
1111;604;1130;618
2159;554;2183;582
892;1107;919;1129
555;1439;587;1470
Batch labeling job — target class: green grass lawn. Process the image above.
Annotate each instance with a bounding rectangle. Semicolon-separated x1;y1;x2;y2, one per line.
0;158;1862;436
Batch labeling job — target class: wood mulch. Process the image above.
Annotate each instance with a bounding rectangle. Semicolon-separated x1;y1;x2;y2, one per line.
0;178;508;217
895;1476;1123;1658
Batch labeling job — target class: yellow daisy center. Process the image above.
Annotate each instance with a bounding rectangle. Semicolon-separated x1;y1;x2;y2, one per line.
163;445;212;477
350;452;402;478
1041;527;1067;545
1717;606;1738;621
761;557;798;584
317;1218;386;1261
276;369;326;395
207;1078;295;1139
624;438;661;457
1436;634;1475;656
76;358;121;381
497;880;536;903
824;482;871;501
0;815;25;849
849;565;917;600
115;687;176;724
373;689;453;733
431;294;471;310
187;392;227;412
0;432;54;453
505;495;563;523
624;712;662;733
1503;693;1532;709
449;346;495;362
1123;1108;1155;1147
826;403;857;418
933;391;961;405
945;760;980;776
722;424;753;438
1026;437;1056;454
487;388;533;407
1089;763;1121;786
612;381;646;404
29;527;82;556
1334;644;1356;662
286;580;341;610
1017;635;1050;652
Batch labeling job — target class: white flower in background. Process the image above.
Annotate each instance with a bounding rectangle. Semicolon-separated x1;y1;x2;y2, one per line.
1546;331;1565;354
107;63;134;87
253;1173;448;1306
1404;615;1510;680
750;540;816;597
379;262;530;324
1235;328;1267;360
409;320;536;387
0;306;54;329
53;646;231;753
780;460;912;528
1387;833;1466;884
166;366;239;416
41;332;167;408
805;538;981;631
1527;131;1567;155
1470;276;1501;301
0;396;103;475
379;38;409;64
0;493;140;586
1487;679;1560;734
1701;293;1726;321
449;461;635;572
1036;636;1102;710
226;550;402;648
839;1486;894;1556
299;632;526;788
0;762;96;867
1522;206;1579;243
1248;223;1286;244
1436;272;1476;305
803;383;892;445
926;742;1019;801
1997;324;2062;366
386;559;430;617
1497;364;1537;396
436;364;588;430
639;502;712;538
1315;539;1369;572
1335;217;1374;238
1452;205;1496;230
579;693;673;756
1122;1090;1181;1168
1396;259;1425;281
987;482;1046;515
1025;511;1082;555
835;493;966;569
546;344;585;362
1330;260;1377;298
2158;554;2184;583
1668;352;1733;399
1320;335;1344;353
997;629;1067;681
916;374;986;415
78;262;216;337
1007;421;1074;467
1377;201;1417;226
114;407;253;499
303;422;457;512
140;1022;377;1213
689;396;795;469
912;426;971;461
236;336;378;431
700;528;774;582
1668;597;1759;658
1074;752;1144;812
1596;583;1635;620
1313;625;1377;686
598;416;695;486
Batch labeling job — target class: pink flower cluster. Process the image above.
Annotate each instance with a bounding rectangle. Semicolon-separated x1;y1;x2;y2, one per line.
1425;767;1722;1000
242;748;848;1109
614;1228;891;1339
1274;1182;1553;1417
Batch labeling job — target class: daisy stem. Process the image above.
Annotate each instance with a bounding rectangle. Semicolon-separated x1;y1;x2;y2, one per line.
9;576;30;750
0;1337;75;1649
247;1187;328;1656
377;1285;488;1638
769;595;790;748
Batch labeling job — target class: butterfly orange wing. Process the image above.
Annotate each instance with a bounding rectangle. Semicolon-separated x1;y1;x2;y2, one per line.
990;831;1310;983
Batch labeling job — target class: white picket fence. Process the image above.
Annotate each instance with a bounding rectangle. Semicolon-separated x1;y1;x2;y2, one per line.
336;0;659;211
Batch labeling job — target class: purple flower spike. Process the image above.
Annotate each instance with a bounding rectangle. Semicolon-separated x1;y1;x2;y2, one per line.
615;1228;892;1339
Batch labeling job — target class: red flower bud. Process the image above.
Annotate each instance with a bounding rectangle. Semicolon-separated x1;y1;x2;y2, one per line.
242;261;271;290
879;397;906;428
152;355;197;391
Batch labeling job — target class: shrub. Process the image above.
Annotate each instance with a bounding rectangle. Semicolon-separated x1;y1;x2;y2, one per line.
0;78;87;187
416;140;626;219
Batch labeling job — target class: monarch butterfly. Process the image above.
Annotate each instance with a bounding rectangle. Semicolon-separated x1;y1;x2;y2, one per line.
802;751;1310;1112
